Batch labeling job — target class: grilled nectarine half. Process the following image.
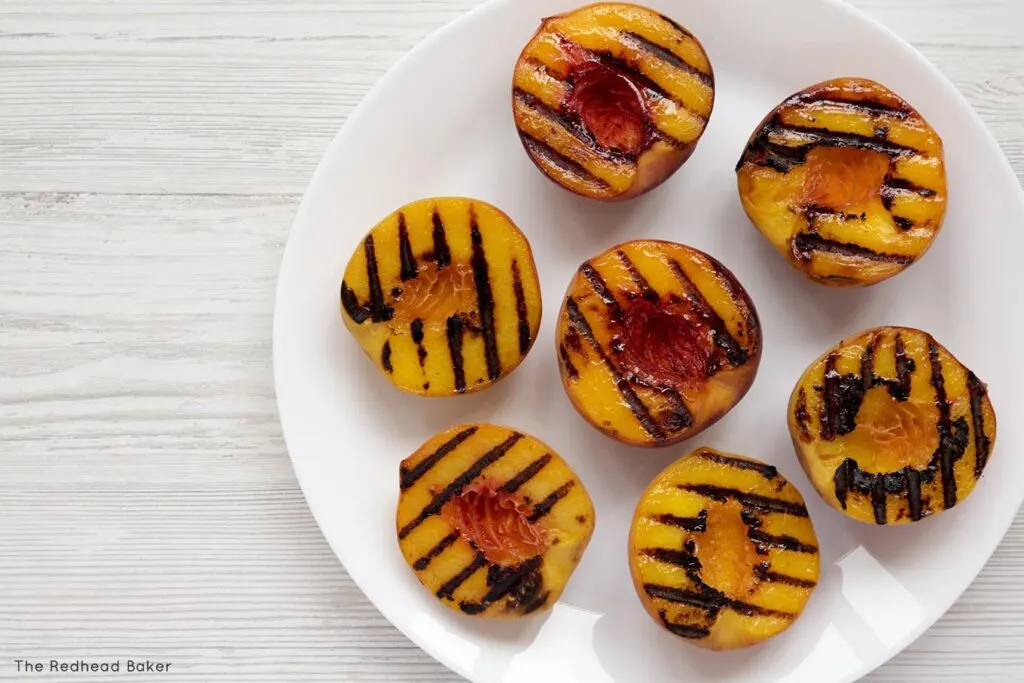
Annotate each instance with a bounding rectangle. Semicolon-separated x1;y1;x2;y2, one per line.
340;198;542;396
630;448;820;650
737;78;947;286
556;240;761;447
397;424;596;618
513;3;714;201
790;327;996;525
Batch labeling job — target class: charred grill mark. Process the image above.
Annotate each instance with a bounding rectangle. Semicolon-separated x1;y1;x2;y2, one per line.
501;454;552;494
565;297;666;441
511;259;532;357
748;530;818;554
617;250;658;302
788;92;911;119
656;510;708;532
340;281;371;324
871;477;888;525
820;352;869;441
363;236;393;323
398;432;524;540
397;214;418;281
431;209;452;268
795;388;811;438
559;344;580;380
833;458;854;510
755;565;818;589
381;341;393;373
861;336;876;391
580;263;623;315
481;556;544;605
446;315;467;392
643;584;795;620
820;353;839;441
400;425;480;491
768;123;922;158
678;484;810;517
657;388;695;433
642;548;701;570
410;318;428;367
528;481;575;523
739;131;811;173
880;177;939;210
893;216;914;230
619;31;713;87
929;339;958;508
470;216;502;383
892;333;914;401
695;449;778;480
906;468;923;522
666;259;749;367
436;552;487;600
968;372;992;477
520;133;611;190
793;232;915;265
413;532;459;571
658;610;711;640
657;13;694;39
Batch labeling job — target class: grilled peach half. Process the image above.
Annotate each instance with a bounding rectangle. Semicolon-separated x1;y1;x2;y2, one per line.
340;198;542;396
789;327;996;525
513;3;714;201
556;240;761;447
630;448;819;650
397;424;596;618
737;78;947;286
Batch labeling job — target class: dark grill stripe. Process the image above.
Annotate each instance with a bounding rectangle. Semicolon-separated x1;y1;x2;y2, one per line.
413;532;459;571
658;611;710;640
793;232;915;265
642;548;701;570
643;584;795;620
515;88;638;162
755;566;817;589
381;341;393;373
620;31;713;87
482;556;543;604
363;235;393;323
617;249;658;302
397;213;418;281
821;352;840;442
695;450;778;480
559;344;580;380
565;297;666;441
893;333;914;401
431;209;452;268
880;177;939;210
871;470;888;524
834;458;854;510
769;123;922;158
657;14;694;38
860;334;877;392
748;530;818;554
906;467;923;522
436;553;487;600
795;387;811;438
968;372;992;477
655;510;708;532
470;216;502;382
788;93;911;119
667;259;749;367
520;133;610;190
399;425;480;490
446;315;467;392
528;481;575;523
511;259;532;357
398;433;523;540
580;263;622;315
928;339;958;508
501;454;552;494
678;484;809;517
660;388;695;432
340;281;370;324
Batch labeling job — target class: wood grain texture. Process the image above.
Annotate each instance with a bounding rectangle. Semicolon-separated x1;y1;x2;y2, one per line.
0;1;1021;681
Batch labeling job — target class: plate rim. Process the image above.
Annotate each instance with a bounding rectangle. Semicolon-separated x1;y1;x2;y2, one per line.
272;1;1024;681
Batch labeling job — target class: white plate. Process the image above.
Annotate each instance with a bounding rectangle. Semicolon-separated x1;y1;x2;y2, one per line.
273;1;1024;681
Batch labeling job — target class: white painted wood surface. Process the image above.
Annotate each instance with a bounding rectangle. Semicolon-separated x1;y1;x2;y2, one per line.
0;1;1021;680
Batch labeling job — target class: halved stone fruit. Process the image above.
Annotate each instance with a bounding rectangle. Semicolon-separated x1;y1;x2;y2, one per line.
340;198;542;396
556;240;762;447
789;327;997;525
513;3;714;201
397;424;596;618
629;448;819;650
737;78;947;286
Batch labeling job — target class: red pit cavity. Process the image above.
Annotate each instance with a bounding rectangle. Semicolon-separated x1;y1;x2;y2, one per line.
441;481;549;566
616;299;715;392
567;63;649;155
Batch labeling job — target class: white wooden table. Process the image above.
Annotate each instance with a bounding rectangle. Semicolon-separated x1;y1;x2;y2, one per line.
1;1;1021;681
